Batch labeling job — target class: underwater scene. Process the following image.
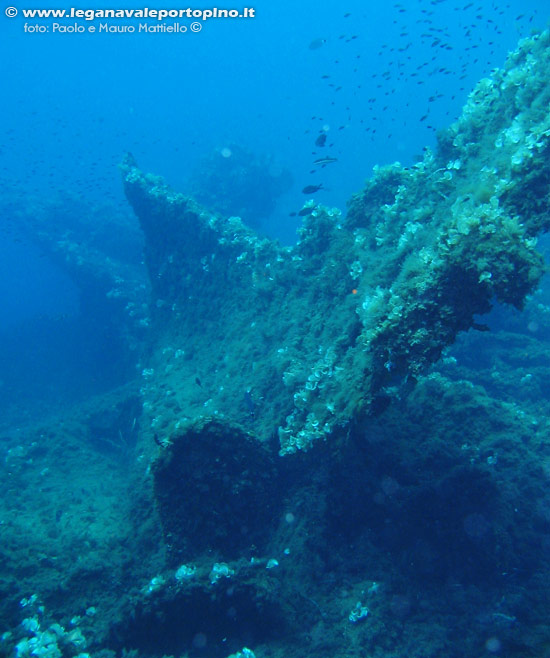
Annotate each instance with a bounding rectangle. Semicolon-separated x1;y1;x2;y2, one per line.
1;1;550;657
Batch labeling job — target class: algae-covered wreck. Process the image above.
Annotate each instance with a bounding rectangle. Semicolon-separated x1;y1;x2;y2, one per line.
98;33;550;658
8;27;550;658
123;29;550;457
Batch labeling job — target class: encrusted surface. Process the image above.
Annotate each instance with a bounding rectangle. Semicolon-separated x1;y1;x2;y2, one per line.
123;31;550;455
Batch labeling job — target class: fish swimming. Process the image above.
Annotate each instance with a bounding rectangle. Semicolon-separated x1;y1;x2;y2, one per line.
313;156;338;166
315;133;327;147
302;184;324;194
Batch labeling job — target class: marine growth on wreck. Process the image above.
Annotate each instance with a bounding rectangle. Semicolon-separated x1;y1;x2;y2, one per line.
123;28;550;456
2;23;550;658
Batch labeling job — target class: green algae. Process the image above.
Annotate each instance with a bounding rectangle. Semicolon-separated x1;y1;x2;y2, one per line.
122;30;550;456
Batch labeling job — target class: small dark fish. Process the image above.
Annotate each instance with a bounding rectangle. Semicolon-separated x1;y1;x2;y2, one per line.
315;133;327;147
302;184;324;194
309;38;326;50
298;206;316;216
195;377;202;388
313;156;338;166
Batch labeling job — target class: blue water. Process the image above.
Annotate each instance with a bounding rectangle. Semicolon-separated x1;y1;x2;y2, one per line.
1;0;545;214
